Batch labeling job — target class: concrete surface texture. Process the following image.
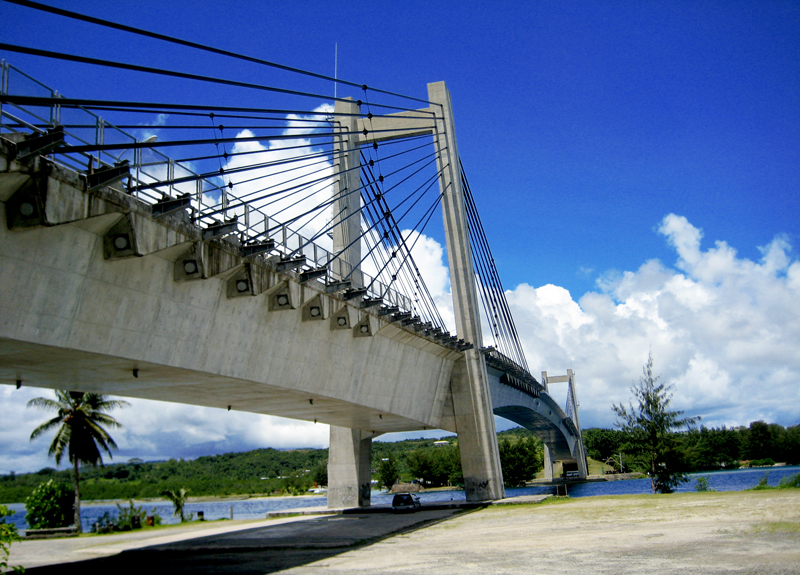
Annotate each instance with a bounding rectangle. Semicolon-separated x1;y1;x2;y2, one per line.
428;81;504;502
10;490;800;574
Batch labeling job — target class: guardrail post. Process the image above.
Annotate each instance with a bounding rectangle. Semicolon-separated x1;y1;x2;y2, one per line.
168;158;174;198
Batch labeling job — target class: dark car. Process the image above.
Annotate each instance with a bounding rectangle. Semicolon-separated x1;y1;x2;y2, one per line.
391;492;421;512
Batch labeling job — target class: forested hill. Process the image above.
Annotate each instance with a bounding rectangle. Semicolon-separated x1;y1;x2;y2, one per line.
0;446;327;503
0;434;475;503
0;430;538;503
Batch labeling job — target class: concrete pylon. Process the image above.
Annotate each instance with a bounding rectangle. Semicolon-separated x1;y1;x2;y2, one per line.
327;97;370;508
566;369;589;478
330;98;362;287
543;444;554;481
542;369;588;479
327;427;373;508
429;82;505;501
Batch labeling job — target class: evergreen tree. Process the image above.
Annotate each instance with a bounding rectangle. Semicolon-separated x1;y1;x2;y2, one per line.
498;436;542;487
613;353;699;493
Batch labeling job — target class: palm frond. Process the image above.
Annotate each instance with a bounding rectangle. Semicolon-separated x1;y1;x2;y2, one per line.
26;397;64;411
49;424;71;466
29;416;65;440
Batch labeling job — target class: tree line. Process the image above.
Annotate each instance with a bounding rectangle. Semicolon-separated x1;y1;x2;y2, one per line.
0;447;329;504
374;430;543;490
585;422;800;473
4;419;797;504
1;431;545;504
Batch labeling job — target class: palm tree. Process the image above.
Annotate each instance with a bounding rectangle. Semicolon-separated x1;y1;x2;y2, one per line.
161;488;191;522
28;390;130;532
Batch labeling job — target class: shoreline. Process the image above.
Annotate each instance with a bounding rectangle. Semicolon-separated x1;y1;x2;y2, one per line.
4;464;796;507
76;491;327;507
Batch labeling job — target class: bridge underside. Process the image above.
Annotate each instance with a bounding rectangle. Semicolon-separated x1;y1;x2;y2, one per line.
1;338;447;434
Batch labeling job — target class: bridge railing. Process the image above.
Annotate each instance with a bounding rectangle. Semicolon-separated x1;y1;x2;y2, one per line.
0;61;412;312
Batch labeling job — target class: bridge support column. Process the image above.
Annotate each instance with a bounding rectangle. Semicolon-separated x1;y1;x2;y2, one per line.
543;445;554;481
429;82;504;501
327;426;372;508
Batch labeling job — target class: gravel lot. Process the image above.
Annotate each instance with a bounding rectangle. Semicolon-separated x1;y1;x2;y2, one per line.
283;490;800;575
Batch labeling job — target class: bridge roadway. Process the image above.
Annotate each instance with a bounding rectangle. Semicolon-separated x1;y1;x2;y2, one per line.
0;132;583;500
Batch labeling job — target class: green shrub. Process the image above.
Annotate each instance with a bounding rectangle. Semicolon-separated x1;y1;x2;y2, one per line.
778;472;800;489
1;504;24;573
751;472;772;490
694;476;714;492
114;500;161;530
92;500;162;533
24;480;73;529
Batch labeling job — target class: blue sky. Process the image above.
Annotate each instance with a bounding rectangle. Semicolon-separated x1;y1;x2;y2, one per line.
1;1;799;473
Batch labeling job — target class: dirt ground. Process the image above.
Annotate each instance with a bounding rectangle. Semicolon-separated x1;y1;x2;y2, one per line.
282;490;800;575
11;490;800;574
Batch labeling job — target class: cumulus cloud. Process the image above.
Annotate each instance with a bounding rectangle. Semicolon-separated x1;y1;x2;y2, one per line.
210;104;336;249
508;214;800;429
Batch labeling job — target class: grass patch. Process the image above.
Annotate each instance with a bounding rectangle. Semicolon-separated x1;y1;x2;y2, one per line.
750;521;800;535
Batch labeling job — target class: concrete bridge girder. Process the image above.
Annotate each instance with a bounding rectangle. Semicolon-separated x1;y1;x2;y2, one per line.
0;137;463;440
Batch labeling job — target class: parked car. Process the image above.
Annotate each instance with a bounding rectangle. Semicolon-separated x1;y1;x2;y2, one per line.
391;493;421;513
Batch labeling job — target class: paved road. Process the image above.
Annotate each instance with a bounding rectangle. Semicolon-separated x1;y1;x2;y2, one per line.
18;508;466;574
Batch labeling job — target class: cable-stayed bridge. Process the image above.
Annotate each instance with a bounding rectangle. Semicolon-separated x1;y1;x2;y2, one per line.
0;1;587;506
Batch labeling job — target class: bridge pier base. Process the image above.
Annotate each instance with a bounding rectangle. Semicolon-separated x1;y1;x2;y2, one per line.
327;426;373;508
543;444;554;482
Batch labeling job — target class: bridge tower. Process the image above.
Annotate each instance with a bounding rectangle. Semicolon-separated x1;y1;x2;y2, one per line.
332;82;506;503
327;97;374;509
428;83;504;501
541;369;588;479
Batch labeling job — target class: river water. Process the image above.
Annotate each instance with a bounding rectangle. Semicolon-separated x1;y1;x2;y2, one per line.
5;465;798;534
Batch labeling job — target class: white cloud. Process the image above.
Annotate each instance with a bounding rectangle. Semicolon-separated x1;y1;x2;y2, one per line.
212;105;335;250
508;214;800;430
136;113;168;142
